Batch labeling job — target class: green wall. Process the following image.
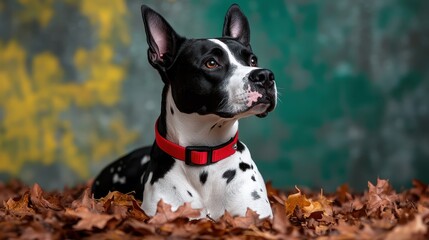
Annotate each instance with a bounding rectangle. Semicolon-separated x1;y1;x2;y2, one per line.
0;0;428;191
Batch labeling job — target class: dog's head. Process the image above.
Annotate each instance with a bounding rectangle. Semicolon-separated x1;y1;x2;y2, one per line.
141;4;277;119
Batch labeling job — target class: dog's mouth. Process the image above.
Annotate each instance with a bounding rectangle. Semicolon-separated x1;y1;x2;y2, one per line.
208;81;277;119
251;103;271;118
253;97;276;118
214;96;276;119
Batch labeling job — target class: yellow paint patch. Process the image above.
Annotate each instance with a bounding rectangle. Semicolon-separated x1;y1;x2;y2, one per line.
0;40;134;178
74;44;125;107
79;0;130;44
0;0;134;181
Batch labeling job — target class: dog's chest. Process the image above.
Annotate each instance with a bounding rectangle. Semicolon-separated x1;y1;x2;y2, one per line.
142;142;271;219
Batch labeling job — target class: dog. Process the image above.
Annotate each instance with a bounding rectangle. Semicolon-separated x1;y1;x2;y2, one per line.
92;4;276;220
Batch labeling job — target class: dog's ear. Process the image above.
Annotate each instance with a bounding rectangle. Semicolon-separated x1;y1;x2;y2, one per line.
222;4;250;47
141;5;182;69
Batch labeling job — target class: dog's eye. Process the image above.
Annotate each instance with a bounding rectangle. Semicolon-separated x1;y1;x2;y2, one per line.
205;59;219;69
250;56;258;67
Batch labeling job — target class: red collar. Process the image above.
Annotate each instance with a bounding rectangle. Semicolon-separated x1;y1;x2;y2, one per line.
155;120;239;166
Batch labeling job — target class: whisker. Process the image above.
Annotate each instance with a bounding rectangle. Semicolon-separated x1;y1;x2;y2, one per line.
217;97;228;109
276;89;284;103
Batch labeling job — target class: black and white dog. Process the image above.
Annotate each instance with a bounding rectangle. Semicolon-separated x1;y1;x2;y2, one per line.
92;4;276;220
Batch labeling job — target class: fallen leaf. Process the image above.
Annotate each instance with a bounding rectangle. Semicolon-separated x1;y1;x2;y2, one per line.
0;178;428;239
20;222;59;240
71;188;101;212
366;178;398;216
65;207;115;230
124;218;156;235
30;183;63;211
228;208;260;229
336;183;353;203
100;191;149;221
385;214;427;240
272;202;289;234
285;186;311;216
149;200;201;225
4;192;35;216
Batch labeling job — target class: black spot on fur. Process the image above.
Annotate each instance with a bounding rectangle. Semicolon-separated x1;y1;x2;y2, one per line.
236;141;245;153
187;190;193;197
251;190;261;200
173;186;176;190
222;169;236;184
170;107;174;115
251;164;254;170
200;171;208;185
210;124;216;130
251;175;256;181
239;162;251;172
260;188;263;192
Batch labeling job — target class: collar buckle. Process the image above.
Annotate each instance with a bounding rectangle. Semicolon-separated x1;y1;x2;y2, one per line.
185;146;213;166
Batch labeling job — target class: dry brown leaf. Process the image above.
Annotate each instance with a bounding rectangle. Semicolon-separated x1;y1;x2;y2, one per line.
272;202;289;234
100;191;137;206
367;178;398;216
20;222;58;240
243;225;278;240
0;178;428;239
385;214;427;240
333;219;361;239
266;181;286;204
4;192;35;216
71;188;102;212
336;183;353;203
124;218;156;235
100;191;149;221
65;207;115;230
30;183;63;211
285;186;311;216
285;187;331;219
149;200;201;225
228;208;260;229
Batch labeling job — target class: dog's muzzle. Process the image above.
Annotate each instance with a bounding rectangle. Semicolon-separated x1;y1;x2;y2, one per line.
248;69;276;117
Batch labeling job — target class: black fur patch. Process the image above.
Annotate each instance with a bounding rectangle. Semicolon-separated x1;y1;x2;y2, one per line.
200;171;208;185
236;141;245;153
239;162;251;172
251;175;256;181
91;146;151;201
187;190;193;197
251;190;261;200
222;169;236;184
148;145;176;185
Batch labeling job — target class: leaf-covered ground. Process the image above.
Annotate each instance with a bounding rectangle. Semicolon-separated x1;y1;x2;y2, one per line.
0;178;428;239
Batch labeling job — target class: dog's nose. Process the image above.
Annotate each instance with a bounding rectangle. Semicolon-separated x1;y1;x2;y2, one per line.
249;69;275;87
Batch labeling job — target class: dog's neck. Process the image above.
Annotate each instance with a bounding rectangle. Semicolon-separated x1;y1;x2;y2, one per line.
162;87;238;147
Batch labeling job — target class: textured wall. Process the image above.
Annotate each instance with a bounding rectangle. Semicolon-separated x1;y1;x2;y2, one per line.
0;0;428;191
